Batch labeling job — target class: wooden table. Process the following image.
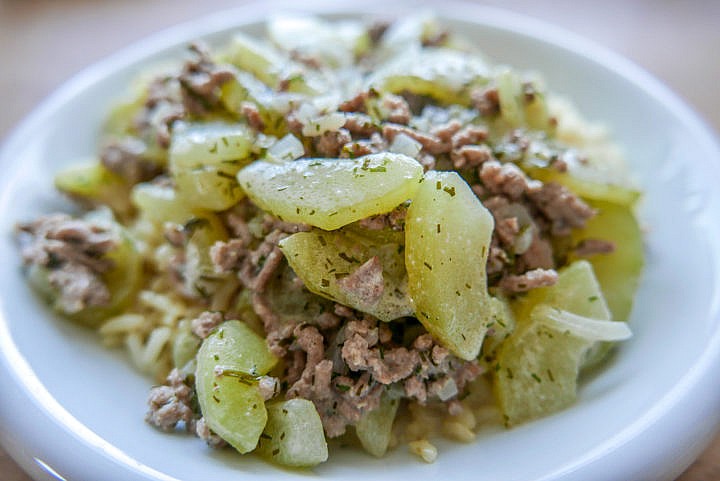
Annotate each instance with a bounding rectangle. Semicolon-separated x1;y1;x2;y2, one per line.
1;1;718;479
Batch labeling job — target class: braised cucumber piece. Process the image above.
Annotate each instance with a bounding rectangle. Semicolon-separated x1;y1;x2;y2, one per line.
405;170;506;360
237;154;423;230
495;261;631;426
279;229;413;322
256;399;329;467
169;122;254;211
55;161;132;218
570;200;644;321
355;393;400;457
195;320;278;454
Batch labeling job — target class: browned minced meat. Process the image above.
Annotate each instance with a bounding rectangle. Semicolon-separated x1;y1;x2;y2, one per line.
314;128;352;157
240;101;265;132
100;137;161;184
340;132;387;159
471;86;500;117
500;268;559;293
382;123;448;155
343;112;380;137
178;43;235;117
281;315;483;438
336;256;385;310
528;182;595;236
146;368;196;432
339;90;370;113
380;94;411;125
16;214;118;314
191;311;224;339
195;417;227;448
479;160;541;200
136;76;186;148
574;238;616;257
358;204;407;231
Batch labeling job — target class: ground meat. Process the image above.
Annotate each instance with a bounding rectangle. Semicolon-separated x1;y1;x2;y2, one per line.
137;76;185;148
100;137;160;184
383;123;448;155
518;232;555;271
339;90;370;113
16;214;118;313
343;112;380;137
145;369;196;432
380;94;411;125
528;182;595;236
210;239;246;273
340;132;387;158
314;128;352;157
471;86;500;117
178;43;235;117
336;256;385;310
574;238;616;257
195;417;227;448
500;268;558;293
240;101;265;132
357;204;407;231
430;119;463;143
479;160;541;200
191;311;224;339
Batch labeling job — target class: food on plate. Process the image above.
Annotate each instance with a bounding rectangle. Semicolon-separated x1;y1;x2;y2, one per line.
14;13;643;467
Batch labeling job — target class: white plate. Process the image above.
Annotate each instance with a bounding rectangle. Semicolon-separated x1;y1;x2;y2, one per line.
2;1;720;480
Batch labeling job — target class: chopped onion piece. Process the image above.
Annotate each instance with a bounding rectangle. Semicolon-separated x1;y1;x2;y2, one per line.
389;133;422;158
266;134;304;163
534;304;632;342
301;112;347;137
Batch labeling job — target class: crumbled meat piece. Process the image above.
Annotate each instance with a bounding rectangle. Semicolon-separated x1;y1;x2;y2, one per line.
343;113;379;137
518;232;555;270
191;311;224;339
430;119;462;143
314;128;352;157
472;86;500;117
340;132;387;158
100;137;160;184
163;223;187;247
178;43;235;117
339;90;370;113
486;244;509;277
16;214;118;313
380;94;411;125
574;238;616;257
495;217;520;247
451;125;488;149
336;256;385;310
500;268;558;293
241;101;265;131
528;182;595;235
46;264;112;314
357;204;407;231
145;369;196;432
210;239;246;273
451;145;492;169
315;311;341;330
252;291;298;358
479;160;541;200
137;76;185;148
383;124;448;155
195;417;227;448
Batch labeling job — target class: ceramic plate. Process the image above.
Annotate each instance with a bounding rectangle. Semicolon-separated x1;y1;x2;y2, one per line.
2;2;720;480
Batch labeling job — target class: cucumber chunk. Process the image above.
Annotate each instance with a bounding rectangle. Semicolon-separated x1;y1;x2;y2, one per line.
256;399;329;467
405;170;506;360
237;154;423;230
195;320;278;453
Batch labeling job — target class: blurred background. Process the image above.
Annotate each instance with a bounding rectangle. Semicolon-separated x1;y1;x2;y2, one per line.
0;0;718;480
